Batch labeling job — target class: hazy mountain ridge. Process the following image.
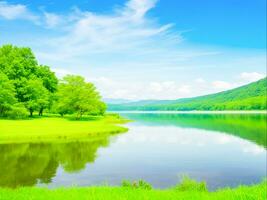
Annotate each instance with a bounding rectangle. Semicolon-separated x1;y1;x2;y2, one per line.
108;78;267;111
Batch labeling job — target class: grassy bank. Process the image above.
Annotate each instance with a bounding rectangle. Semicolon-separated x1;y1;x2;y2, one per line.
0;179;266;200
0;114;128;143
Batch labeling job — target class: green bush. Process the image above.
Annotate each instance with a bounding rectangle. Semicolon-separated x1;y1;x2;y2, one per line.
121;180;132;188
121;180;152;190
5;106;28;119
174;176;207;192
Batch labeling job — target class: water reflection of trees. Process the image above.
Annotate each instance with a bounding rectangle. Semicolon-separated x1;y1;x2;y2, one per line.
124;113;267;148
0;138;109;187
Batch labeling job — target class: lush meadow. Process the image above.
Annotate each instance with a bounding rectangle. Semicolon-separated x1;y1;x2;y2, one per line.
0;114;128;143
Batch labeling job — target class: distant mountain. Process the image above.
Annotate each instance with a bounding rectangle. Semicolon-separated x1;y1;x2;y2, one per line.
103;98;134;104
108;78;267;111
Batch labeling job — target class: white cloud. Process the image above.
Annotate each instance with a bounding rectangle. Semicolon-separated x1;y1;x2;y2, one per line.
212;81;234;90
33;0;188;63
0;1;77;27
89;77;193;100
178;85;191;94
44;12;62;28
123;0;157;21
0;1;38;23
195;78;206;84
239;72;265;83
148;81;191;95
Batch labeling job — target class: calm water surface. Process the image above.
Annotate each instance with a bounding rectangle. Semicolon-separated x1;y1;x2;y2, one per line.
0;113;266;190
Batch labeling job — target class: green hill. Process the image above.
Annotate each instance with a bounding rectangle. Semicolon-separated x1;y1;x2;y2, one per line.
108;78;267;111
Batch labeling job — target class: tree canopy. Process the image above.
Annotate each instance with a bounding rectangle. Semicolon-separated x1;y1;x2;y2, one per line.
55;75;106;119
0;44;106;118
0;72;17;115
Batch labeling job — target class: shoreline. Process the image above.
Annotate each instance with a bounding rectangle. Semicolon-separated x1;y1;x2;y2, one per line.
0;179;266;200
0;115;128;144
108;110;267;114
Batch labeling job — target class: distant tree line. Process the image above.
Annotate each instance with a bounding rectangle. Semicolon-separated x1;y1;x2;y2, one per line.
0;44;106;119
109;95;267;111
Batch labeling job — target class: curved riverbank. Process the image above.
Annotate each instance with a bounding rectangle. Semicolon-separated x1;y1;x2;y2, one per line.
0;115;128;144
110;110;267;114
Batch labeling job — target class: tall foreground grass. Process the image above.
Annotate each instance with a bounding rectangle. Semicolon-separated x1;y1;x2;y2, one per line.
0;179;266;200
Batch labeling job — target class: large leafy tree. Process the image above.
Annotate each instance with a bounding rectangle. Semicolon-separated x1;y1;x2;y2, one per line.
55;75;106;119
0;45;38;101
0;45;38;81
0;45;58;116
22;79;50;116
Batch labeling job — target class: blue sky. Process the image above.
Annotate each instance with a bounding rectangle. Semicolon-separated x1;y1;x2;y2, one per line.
0;0;266;99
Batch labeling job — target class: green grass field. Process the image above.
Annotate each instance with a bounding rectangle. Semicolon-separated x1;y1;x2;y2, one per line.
0;115;128;143
0;179;265;200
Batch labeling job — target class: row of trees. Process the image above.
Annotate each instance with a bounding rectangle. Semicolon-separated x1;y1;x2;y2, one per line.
0;45;106;119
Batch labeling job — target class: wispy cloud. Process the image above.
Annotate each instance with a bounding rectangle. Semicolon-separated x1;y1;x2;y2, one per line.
212;81;235;90
90;77;194;100
43;12;62;28
0;0;225;66
32;0;223;81
123;0;157;21
239;72;265;83
0;1;39;23
38;0;181;59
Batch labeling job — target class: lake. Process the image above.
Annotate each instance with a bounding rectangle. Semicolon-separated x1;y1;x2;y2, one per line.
0;113;266;190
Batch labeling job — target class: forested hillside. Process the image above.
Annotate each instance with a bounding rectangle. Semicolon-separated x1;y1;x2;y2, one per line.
108;78;267;111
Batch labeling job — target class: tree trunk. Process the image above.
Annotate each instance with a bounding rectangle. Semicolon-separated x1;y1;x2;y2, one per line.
0;107;3;116
76;113;80;120
76;110;84;120
39;107;43;116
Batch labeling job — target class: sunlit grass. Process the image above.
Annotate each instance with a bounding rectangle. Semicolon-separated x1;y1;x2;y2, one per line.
0;114;128;143
0;179;265;200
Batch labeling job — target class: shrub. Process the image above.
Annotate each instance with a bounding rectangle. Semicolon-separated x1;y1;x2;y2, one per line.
121;180;132;188
174;176;207;192
121;180;152;190
6;106;28;119
137;180;152;190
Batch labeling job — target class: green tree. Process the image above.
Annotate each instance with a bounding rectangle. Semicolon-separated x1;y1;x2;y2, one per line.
0;73;17;115
35;65;58;114
0;45;38;101
0;45;38;80
22;79;50;116
0;45;59;116
55;75;106;119
36;65;58;93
